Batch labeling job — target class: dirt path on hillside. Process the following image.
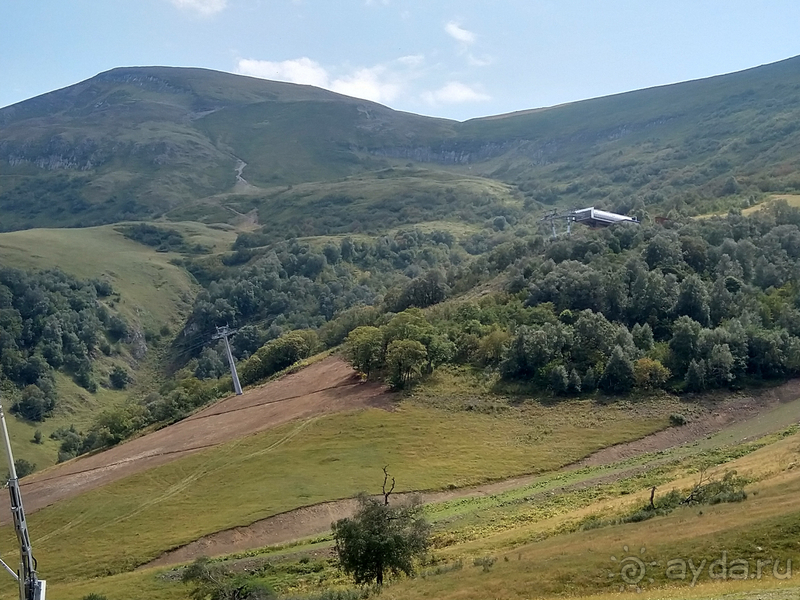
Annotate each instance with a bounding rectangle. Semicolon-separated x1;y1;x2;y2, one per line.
143;465;654;569
142;380;800;568
13;357;391;515
577;380;800;466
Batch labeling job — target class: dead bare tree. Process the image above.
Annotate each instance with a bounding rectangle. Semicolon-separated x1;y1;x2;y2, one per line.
682;467;710;505
382;465;395;506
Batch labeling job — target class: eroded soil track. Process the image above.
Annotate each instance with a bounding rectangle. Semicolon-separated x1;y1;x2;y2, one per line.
144;381;800;568
16;357;390;514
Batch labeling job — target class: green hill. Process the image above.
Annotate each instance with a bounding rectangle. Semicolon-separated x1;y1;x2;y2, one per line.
4;57;800;231
5;56;800;600
0;67;454;230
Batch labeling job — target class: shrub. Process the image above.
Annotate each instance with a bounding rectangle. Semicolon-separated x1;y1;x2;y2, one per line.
11;458;36;479
109;365;130;389
13;385;56;422
669;413;688;426
473;556;497;572
633;358;671;390
241;331;315;385
182;556;275;600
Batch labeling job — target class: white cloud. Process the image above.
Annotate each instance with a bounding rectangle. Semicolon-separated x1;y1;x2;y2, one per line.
422;82;490;105
236;56;425;104
467;53;492;67
170;0;227;16
330;67;400;103
445;21;475;44
237;57;330;88
397;54;425;67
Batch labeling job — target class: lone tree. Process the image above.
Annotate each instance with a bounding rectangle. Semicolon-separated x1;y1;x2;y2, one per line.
332;468;431;586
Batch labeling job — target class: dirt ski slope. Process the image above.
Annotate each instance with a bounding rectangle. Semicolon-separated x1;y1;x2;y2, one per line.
144;380;800;567
17;356;389;514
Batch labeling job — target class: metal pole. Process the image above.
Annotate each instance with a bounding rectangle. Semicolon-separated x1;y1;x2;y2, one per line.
222;333;243;395
0;558;18;581
0;399;45;600
213;326;243;395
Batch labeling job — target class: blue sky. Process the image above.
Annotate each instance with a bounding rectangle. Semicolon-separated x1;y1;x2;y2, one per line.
3;1;800;121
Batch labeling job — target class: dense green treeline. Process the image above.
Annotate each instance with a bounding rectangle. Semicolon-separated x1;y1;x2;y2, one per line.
66;202;800;461
178;201;800;398
337;202;800;394
0;266;127;420
116;223;210;254
175;229;470;361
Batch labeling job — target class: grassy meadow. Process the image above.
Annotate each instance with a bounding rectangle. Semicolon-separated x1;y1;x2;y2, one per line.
381;433;800;600
7;58;800;600
20;411;800;600
0;222;238;467
0;224;202;330
0;389;672;588
166;167;522;240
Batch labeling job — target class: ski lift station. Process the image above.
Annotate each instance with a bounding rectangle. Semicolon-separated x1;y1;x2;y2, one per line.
541;206;639;238
569;207;639;227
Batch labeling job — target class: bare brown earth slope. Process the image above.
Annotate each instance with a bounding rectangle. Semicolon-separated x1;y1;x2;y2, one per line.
15;356;390;514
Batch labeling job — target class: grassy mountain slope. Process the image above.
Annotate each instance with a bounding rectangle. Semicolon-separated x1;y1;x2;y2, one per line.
0;388;670;584
9;380;800;600
454;56;800;211
0;224;201;328
6;57;800;600
0;224;232;468
175;168;521;238
0;67;454;230
4;57;800;231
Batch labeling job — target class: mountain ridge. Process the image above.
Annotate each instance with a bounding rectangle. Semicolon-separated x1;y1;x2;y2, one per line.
3;55;800;231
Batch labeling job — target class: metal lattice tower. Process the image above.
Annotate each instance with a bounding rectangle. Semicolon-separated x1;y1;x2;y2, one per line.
212;326;243;395
0;399;45;600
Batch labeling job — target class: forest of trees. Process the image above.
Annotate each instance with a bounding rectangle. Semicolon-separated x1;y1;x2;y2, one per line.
177;202;800;397
0;267;126;421
49;201;800;462
182;201;800;396
175;229;463;362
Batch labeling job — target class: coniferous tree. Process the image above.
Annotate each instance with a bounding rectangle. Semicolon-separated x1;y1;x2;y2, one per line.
685;359;707;392
599;346;636;394
567;368;582;394
549;365;569;395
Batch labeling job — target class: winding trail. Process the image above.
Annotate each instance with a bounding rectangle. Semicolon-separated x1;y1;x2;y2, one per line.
234;159;248;184
142;380;800;568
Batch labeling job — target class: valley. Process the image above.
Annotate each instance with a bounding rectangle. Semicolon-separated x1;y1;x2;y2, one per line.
3;56;800;600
